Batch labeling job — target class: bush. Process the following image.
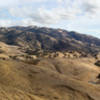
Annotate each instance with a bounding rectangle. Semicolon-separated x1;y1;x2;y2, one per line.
25;59;40;65
95;60;100;67
0;49;4;53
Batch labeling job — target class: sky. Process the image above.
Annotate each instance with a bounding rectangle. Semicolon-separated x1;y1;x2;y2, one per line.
0;0;100;38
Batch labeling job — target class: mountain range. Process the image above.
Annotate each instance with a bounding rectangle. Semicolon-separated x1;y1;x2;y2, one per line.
0;26;100;56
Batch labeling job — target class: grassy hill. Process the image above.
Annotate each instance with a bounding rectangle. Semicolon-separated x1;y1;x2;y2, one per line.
0;26;100;100
0;58;100;100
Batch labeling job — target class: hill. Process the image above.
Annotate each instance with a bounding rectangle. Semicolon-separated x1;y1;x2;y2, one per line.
0;26;100;100
0;26;100;56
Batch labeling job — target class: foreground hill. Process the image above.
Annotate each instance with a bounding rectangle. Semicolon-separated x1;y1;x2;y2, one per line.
0;26;100;100
0;57;100;100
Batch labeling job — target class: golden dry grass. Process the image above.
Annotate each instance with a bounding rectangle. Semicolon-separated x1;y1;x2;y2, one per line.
0;57;99;100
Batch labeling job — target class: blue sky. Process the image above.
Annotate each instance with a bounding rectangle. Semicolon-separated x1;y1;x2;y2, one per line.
0;0;100;38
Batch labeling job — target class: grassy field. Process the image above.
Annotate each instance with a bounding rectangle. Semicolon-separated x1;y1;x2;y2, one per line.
0;57;99;100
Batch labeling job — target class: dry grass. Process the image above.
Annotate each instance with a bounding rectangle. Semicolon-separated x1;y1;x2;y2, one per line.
0;57;99;100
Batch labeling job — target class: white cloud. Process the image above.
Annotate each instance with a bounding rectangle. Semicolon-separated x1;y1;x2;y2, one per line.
1;0;100;21
0;0;18;7
0;18;38;27
8;6;77;25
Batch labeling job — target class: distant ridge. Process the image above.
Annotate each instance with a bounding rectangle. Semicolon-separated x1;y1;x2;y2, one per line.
0;26;100;56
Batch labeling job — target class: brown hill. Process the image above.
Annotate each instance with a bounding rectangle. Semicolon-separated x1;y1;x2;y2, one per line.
0;57;100;100
0;26;100;56
0;26;100;100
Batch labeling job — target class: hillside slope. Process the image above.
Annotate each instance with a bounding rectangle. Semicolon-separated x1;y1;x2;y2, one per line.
0;26;100;100
0;58;100;100
0;26;100;56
